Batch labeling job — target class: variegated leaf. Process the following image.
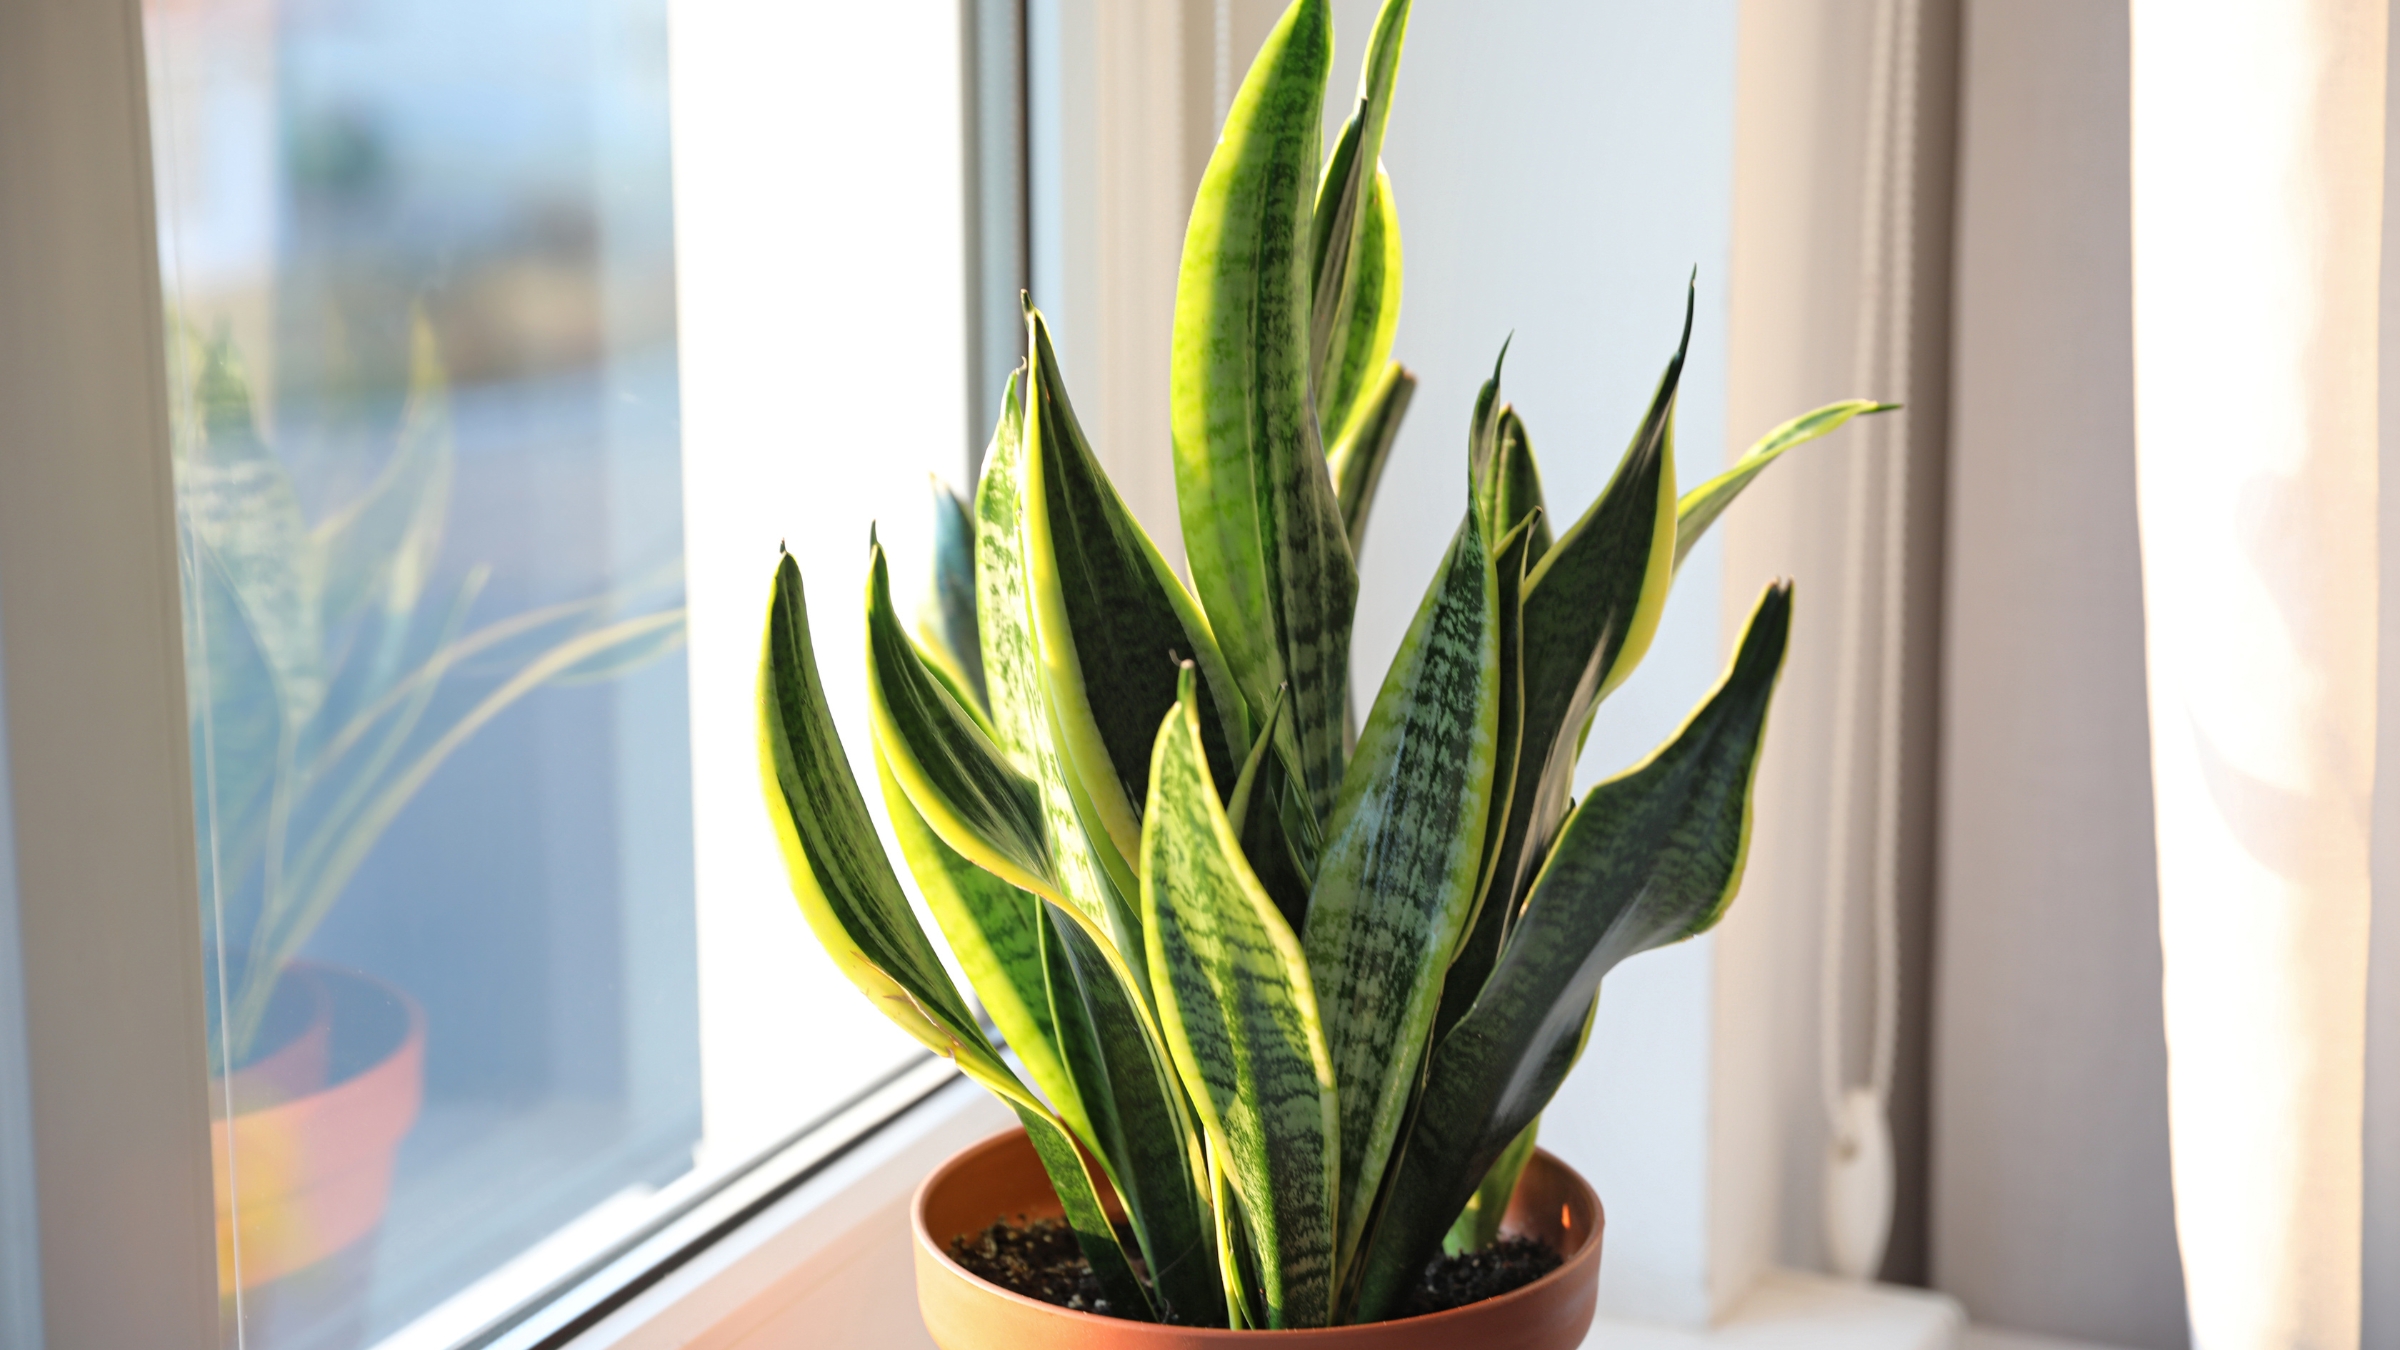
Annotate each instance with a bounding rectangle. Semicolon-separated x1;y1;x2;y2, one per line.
864;539;1052;897
1433;511;1540;1043
1171;0;1355;824
1043;906;1225;1326
1352;580;1793;1321
1487;287;1692;941
1311;0;1410;443
1674;399;1897;572
1303;506;1498;1275
1143;666;1340;1328
876;750;1086;1146
1021;306;1249;868
758;552;1151;1318
974;377;1136;952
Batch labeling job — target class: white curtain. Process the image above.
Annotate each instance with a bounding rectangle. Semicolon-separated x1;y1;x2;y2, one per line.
2129;2;2383;1346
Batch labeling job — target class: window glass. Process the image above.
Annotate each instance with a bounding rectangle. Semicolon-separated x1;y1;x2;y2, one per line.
141;0;961;1343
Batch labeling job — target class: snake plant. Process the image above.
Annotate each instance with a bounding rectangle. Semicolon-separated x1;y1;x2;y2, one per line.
759;0;1886;1326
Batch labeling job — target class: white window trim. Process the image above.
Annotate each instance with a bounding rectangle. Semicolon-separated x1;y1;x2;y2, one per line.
0;0;222;1344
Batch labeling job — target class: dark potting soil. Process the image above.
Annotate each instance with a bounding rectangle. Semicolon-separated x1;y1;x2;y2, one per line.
1398;1234;1564;1316
950;1217;1561;1323
948;1216;1116;1316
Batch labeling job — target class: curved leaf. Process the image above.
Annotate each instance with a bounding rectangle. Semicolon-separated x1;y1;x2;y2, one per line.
865;540;1052;897
1482;407;1553;564
758;552;1151;1318
1444;1116;1536;1255
1311;0;1409;440
876;749;1085;1144
1171;0;1355;823
1303;506;1498;1274
1143;666;1340;1328
976;373;1134;952
1022;307;1249;866
1674;399;1897;572
1352;580;1793;1321
1483;287;1692;945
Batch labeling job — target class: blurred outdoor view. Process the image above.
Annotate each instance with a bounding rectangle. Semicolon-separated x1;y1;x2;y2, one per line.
144;0;701;1343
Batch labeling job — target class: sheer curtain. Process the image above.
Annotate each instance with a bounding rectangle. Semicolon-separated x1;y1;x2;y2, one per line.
2129;2;2384;1345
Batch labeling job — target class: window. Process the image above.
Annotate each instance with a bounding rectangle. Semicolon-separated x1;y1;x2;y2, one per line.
139;0;986;1343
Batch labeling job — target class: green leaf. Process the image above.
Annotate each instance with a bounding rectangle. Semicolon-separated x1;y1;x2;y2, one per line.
864;539;1053;899
976;372;1135;954
1482;288;1692;953
876;750;1086;1146
1352;580;1794;1321
1022;307;1250;870
1303;505;1498;1276
1142;666;1340;1327
1432;511;1541;1044
1172;0;1356;824
1327;361;1416;555
1043;907;1226;1326
1310;0;1411;442
1481;408;1554;564
1444;1117;1536;1255
758;552;1152;1318
1674;400;1897;572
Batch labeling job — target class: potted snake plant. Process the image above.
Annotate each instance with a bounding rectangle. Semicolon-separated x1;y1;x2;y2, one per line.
759;0;1886;1340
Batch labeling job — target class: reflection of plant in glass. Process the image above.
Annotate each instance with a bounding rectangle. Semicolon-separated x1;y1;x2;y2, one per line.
174;317;686;1072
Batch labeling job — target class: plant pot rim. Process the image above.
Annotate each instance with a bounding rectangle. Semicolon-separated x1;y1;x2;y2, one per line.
911;1125;1603;1347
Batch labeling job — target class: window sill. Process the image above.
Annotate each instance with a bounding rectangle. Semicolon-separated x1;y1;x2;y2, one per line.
1591;1271;1961;1348
556;1067;1005;1349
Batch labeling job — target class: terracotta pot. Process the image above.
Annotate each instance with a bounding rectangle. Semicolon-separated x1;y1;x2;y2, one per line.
212;962;425;1296
913;1128;1603;1349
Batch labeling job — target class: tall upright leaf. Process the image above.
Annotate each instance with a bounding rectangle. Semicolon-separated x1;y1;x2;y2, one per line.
1352;581;1794;1321
1172;0;1356;823
975;374;1141;954
1303;506;1498;1273
1022;307;1249;868
1311;0;1411;444
1433;512;1541;1043
759;553;1151;1318
1483;290;1691;931
1143;667;1340;1327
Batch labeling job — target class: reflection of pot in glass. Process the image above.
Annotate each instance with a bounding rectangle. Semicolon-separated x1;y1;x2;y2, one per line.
214;963;424;1349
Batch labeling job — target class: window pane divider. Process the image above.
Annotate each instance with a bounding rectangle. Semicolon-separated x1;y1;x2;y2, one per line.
0;0;223;1342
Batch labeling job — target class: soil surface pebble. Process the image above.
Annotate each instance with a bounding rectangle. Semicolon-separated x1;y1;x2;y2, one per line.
950;1218;1561;1323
